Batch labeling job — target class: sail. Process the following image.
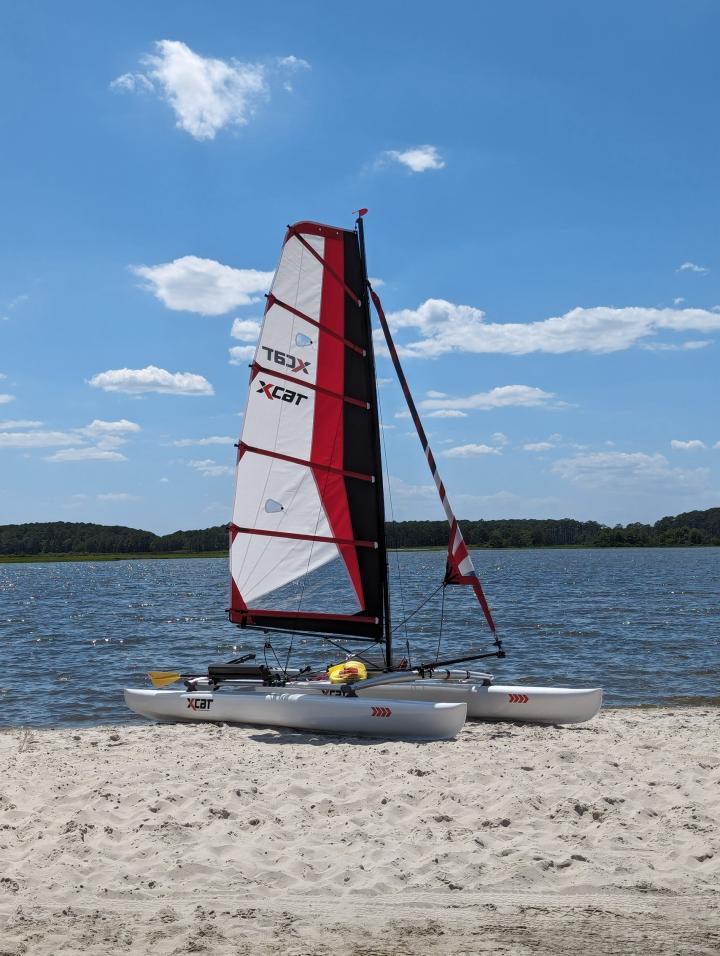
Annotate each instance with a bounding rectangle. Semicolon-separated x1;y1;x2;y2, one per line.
369;285;497;634
229;221;387;641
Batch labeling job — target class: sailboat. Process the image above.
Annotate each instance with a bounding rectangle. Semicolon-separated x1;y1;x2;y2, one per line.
125;213;602;731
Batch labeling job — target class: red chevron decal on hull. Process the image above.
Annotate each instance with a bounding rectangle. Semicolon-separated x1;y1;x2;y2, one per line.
371;706;392;717
508;693;529;704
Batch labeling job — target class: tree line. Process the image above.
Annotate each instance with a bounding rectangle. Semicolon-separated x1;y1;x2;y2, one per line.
0;508;718;556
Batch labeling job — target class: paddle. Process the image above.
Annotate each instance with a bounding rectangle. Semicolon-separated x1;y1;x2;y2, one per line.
148;671;188;687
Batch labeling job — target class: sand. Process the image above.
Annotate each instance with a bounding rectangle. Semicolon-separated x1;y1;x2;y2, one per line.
1;707;718;955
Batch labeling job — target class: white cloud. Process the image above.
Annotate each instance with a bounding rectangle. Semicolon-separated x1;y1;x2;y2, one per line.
420;385;561;412
118;40;268;140
277;55;311;71
491;432;509;446
368;277;385;288
0;394;15;404
82;419;141;436
523;441;554;452
677;262;709;274
551;451;708;491
97;492;137;501
670;439;706;451
133;256;272;316
641;340;710;352
230;318;262;341
160;476;170;483
383;299;720;358
189;458;234;477
441;443;501;458
229;345;256;364
88;366;213;396
45;448;127;463
171;436;235;446
714;441;720;450
673;297;685;305
426;390;447;399
0;420;43;429
393;409;411;419
425;409;468;419
110;72;154;93
384;145;445;173
0;430;79;448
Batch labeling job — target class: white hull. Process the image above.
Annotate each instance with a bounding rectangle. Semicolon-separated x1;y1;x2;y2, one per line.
124;688;466;740
249;679;602;724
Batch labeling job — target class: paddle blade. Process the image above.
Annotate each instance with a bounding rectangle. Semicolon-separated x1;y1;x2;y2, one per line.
148;671;182;688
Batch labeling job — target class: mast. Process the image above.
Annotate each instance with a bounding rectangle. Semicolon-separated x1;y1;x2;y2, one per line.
356;212;393;667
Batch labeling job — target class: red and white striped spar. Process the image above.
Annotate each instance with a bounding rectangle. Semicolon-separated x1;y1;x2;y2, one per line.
368;283;497;638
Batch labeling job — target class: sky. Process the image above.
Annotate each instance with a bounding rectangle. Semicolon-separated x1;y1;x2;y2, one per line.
1;0;719;534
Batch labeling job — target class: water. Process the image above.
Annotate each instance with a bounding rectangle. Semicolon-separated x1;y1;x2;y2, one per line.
1;548;718;726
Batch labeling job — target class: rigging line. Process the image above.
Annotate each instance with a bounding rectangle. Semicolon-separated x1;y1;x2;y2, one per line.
391;581;445;633
319;636;386;669
434;584;446;664
376;379;408;648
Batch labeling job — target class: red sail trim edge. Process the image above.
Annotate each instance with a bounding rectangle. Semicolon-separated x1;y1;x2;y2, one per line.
368;284;497;635
238;442;375;483
267;294;366;355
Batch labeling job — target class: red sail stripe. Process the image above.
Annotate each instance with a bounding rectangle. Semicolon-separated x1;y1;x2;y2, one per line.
237;442;375;483
369;285;497;634
250;362;369;410
310;231;366;609
229;524;377;549
266;294;366;356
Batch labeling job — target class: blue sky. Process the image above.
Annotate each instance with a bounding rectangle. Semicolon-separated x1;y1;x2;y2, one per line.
1;0;719;534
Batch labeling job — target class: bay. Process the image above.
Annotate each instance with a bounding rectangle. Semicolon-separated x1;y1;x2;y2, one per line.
1;547;718;727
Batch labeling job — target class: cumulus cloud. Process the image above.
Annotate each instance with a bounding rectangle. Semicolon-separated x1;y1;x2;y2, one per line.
670;439;706;451
441;443;501;458
0;430;79;448
171;436;235;446
383;299;720;358
229;345;256;364
491;432;510;446
0;394;15;404
45;448;127;463
133;256;272;316
551;451;708;490
189;458;234;477
97;492;137;501
82;419;141;436
384;145;445;173
0;420;43;429
419;385;561;412
523;441;554;452
88;366;213;396
119;40;266;140
677;262;709;274
230;318;262;341
425;409;467;419
641;340;710;352
111;41;309;140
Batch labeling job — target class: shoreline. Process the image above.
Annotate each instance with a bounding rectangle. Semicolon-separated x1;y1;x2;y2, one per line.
2;708;718;954
1;542;719;564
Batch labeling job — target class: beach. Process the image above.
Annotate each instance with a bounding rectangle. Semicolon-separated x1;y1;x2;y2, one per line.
1;707;718;955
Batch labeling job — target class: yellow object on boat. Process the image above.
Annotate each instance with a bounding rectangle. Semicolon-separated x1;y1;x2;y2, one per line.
327;661;367;684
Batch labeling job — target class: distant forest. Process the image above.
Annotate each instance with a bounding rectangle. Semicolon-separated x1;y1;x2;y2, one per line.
1;508;719;556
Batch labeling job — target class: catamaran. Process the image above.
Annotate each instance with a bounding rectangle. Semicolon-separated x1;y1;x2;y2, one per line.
125;213;602;731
